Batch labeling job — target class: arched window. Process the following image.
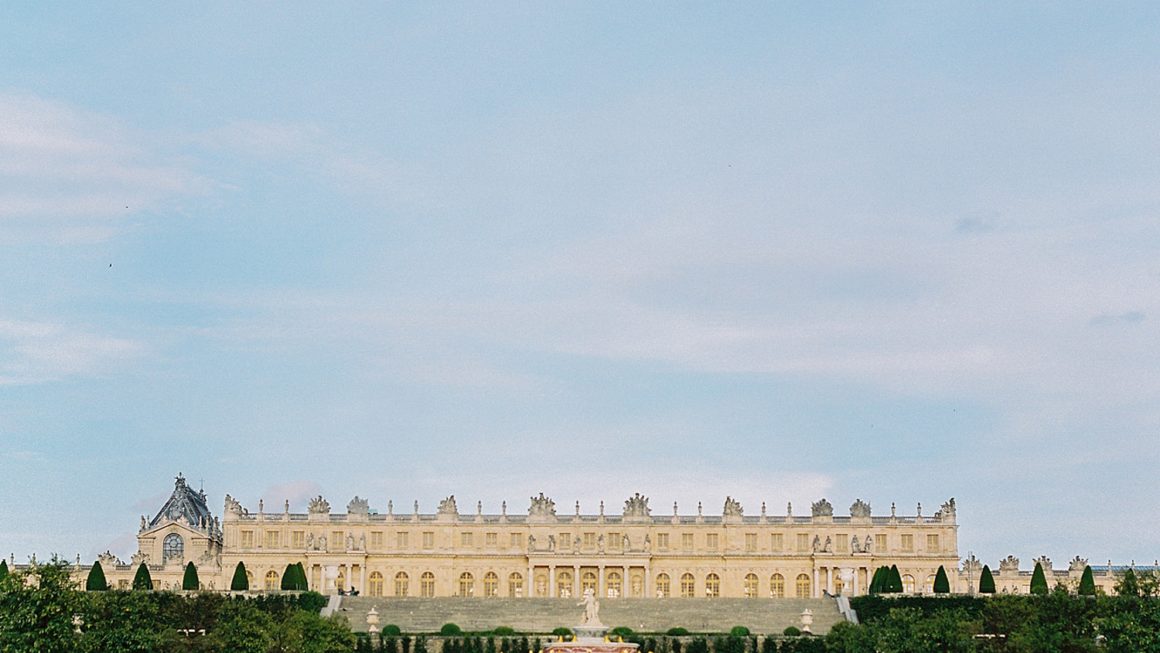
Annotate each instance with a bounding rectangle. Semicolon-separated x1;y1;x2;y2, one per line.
924;575;936;594
557;570;573;598
534;573;547;597
705;573;720;598
265;570;279;591
163;533;184;562
770;573;785;598
834;575;845;596
680;573;695;598
606;571;622;598
744;573;759;598
508;572;524;598
656;573;671;598
795;574;811;598
483;572;499;597
336;569;345;593
631;574;643;597
903;574;915;594
394;572;409;597
369;572;384;597
581;571;597;594
420;571;435;597
459;572;474;597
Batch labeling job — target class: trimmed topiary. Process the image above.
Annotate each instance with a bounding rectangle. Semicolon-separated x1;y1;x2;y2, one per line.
933;565;950;594
666;627;690;636
1078;565;1096;596
441;623;464;636
887;565;903;593
978;565;995;594
868;566;883;594
782;626;801;637
1030;562;1048;595
231;561;249;591
0;559;8;582
86;560;108;591
382;624;403;636
182;561;200;590
281;562;308;590
132;562;153;590
494;626;516;636
609;627;634;639
729;626;750;637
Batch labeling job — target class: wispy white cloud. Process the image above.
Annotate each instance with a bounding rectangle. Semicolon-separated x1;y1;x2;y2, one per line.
0;319;144;385
0;92;206;240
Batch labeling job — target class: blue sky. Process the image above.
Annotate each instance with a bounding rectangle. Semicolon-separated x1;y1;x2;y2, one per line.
2;3;1159;568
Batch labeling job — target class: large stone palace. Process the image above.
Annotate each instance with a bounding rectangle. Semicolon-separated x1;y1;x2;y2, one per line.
72;475;1124;597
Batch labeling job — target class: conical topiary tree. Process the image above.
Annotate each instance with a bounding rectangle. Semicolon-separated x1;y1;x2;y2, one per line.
298;562;309;589
933;565;950;594
132;562;153;590
887;565;904;593
1078;565;1096;596
0;559;8;582
1030;562;1048;595
86;560;109;591
868;566;885;594
231;561;249;591
979;565;995;594
281;562;308;591
182;561;200;591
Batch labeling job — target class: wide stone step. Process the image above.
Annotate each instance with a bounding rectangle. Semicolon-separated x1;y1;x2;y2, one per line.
334;598;843;635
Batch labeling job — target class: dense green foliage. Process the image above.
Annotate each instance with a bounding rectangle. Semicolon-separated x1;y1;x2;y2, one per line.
132;562;154;591
383;624;403;636
0;559;8;581
442;623;465;636
282;562;309;591
666;627;690;636
886;565;903;594
933;565;950;594
978;565;995;594
868;567;886;595
0;561;350;653
610;626;635;639
183;561;200;591
86;560;109;591
729;626;750;637
231;561;250;591
1030;561;1049;595
1078;565;1096;596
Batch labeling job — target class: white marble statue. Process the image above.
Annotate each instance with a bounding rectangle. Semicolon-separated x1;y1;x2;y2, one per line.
578;587;601;625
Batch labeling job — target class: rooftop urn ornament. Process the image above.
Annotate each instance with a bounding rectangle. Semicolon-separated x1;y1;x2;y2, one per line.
761;501;767;519
890;502;897;518
575;500;581;517
787;501;792;518
258;499;264;514
284;499;289;514
387;500;393;517
800;608;814;634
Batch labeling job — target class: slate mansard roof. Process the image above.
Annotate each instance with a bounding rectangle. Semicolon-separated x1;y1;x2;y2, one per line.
149;474;214;529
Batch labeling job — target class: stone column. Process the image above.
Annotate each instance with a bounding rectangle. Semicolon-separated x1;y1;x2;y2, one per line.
549;565;556;597
644;563;651;598
573;564;580;598
598;564;606;598
813;568;819;598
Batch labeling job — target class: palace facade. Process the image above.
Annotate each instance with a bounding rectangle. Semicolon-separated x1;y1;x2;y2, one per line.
71;475;1124;597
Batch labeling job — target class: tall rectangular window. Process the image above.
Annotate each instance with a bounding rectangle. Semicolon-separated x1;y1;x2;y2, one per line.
681;533;694;551
291;531;305;548
266;531;280;548
422;532;434;549
510;533;521;548
608;533;622;550
771;533;783;551
875;534;887;552
901;534;914;551
796;533;810;552
241;530;254;548
370;532;383;549
657;533;670;550
486;532;497;547
745;533;757;552
706;533;719;550
460;532;474;547
331;531;343;548
583;532;596;549
926;534;939;551
836;534;847;552
396;531;409;549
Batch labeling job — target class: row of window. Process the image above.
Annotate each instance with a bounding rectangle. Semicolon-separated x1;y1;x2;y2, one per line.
352;571;813;599
234;529;940;553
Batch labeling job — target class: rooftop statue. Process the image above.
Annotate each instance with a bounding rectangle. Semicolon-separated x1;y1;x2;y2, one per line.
437;495;458;516
723;496;743;518
623;493;650;518
348;496;370;515
811;498;833;518
849;499;871;518
308;495;331;514
529;492;557;518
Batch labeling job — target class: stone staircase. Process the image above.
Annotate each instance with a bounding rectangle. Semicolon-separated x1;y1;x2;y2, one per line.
333;597;844;635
